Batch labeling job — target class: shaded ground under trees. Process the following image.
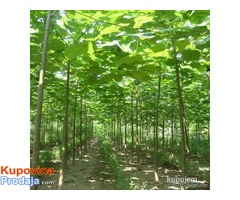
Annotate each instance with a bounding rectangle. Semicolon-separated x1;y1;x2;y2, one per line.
37;139;209;190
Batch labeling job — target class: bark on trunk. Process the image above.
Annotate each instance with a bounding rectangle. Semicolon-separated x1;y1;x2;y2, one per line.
58;63;70;190
171;37;186;190
31;10;51;190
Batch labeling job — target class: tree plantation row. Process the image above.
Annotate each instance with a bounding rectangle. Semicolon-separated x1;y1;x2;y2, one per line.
30;10;210;190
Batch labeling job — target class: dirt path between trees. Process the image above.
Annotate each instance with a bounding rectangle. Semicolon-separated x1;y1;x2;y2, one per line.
38;140;209;190
38;140;115;190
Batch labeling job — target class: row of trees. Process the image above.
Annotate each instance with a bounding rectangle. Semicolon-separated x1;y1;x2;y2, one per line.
30;10;210;190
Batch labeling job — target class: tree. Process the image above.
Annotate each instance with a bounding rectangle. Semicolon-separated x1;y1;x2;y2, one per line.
31;10;51;190
154;74;161;183
58;62;70;190
30;10;210;190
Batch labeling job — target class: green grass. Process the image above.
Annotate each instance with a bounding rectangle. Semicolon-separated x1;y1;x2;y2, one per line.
99;136;131;190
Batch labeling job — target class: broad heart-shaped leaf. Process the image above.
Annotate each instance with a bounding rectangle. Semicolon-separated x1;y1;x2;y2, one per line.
190;10;209;24
100;25;120;35
154;10;176;20
87;66;105;75
192;26;208;33
88;42;94;55
105;73;123;82
49;39;66;50
64;42;95;60
195;37;210;50
115;54;142;66
111;74;123;82
149;49;169;58
152;43;166;53
46;63;60;73
141;65;156;72
165;58;175;66
134;16;154;28
132;70;148;80
64;43;87;60
191;63;207;72
176;39;190;51
91;11;105;19
182;49;201;62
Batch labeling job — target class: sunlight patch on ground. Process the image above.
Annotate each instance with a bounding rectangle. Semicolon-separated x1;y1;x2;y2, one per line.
82;159;89;162
104;179;115;183
88;179;97;183
130;176;140;180
142;169;153;173
168;186;180;190
123;166;138;171
165;169;170;174
199;167;210;171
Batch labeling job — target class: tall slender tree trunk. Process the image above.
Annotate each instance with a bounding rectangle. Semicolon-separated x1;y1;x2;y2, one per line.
117;109;120;149
79;97;83;157
185;125;191;157
162;119;165;149
154;74;161;183
119;113;122;149
58;62;70;190
131;94;134;163
111;119;114;142
31;11;51;190
124;108;128;158
145;117;150;156
136;83;140;170
183;105;191;156
72;84;78;165
196;121;200;152
113;119;116;145
172;38;186;190
84;104;88;153
56;120;59;145
50;120;53;147
208;123;210;143
44;117;48;148
171;110;174;153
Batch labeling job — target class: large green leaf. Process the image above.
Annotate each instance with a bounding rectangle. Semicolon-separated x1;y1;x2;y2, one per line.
87;42;95;55
191;63;207;73
100;73;123;82
149;49;169;58
100;25;120;35
165;58;175;66
49;39;66;50
182;49;201;62
195;37;210;50
190;10;209;24
132;70;148;80
154;10;176;20
134;16;154;28
63;41;95;60
115;54;142;66
141;65;156;72
64;43;86;60
87;66;105;75
152;43;166;52
176;39;190;51
112;74;123;82
192;26;208;33
92;11;105;19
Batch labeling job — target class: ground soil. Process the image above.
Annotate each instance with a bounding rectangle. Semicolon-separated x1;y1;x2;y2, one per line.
37;140;209;190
